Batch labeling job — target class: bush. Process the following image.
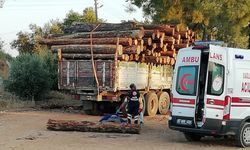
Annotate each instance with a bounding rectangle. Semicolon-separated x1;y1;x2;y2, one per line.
41;51;58;90
4;53;51;101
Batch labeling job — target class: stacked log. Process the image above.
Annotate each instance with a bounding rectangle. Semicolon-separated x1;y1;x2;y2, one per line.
41;22;196;65
47;119;140;134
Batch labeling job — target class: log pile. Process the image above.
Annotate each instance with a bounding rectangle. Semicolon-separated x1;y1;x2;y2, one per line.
47;119;140;134
41;22;196;66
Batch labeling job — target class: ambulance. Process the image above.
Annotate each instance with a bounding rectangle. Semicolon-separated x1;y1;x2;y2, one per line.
169;45;250;147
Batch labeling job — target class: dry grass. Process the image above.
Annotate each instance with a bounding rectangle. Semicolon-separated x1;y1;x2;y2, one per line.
0;88;35;111
0;87;82;111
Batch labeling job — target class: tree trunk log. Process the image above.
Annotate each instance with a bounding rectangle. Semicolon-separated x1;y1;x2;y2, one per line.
64;22;139;33
41;37;132;46
170;58;176;66
47;119;140;134
51;45;121;54
174;43;189;50
179;31;188;39
62;54;116;60
123;46;141;55
48;29;144;39
161;51;176;57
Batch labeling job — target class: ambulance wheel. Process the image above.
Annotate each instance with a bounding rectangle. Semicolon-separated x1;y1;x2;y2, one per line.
157;92;170;115
184;132;202;141
145;92;158;116
236;123;250;147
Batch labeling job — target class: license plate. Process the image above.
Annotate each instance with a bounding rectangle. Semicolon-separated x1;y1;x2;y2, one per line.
176;119;193;126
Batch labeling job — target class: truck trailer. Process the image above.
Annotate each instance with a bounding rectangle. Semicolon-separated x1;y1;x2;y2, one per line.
42;22;195;116
58;59;172;116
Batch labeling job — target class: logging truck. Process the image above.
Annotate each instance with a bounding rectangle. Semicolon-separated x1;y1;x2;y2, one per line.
58;59;173;116
43;22;195;116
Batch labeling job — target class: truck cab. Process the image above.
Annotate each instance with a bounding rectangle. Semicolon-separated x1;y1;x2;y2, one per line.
169;45;250;147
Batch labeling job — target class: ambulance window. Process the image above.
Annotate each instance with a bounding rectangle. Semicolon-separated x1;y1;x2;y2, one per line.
207;62;224;95
176;66;198;96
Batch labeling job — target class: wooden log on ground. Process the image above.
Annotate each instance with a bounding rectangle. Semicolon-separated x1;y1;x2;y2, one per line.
48;29;144;39
64;22;138;33
51;45;122;55
41;37;132;46
62;54;116;60
47;119;140;134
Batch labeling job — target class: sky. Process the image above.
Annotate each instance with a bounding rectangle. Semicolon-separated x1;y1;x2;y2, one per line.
0;0;144;57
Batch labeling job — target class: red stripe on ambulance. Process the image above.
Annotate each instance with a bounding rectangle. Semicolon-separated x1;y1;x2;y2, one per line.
206;99;224;106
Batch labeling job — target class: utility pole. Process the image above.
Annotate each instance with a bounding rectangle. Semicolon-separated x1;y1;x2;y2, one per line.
248;22;250;49
94;0;103;22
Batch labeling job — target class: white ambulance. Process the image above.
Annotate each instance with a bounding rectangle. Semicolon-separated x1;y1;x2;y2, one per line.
169;45;250;147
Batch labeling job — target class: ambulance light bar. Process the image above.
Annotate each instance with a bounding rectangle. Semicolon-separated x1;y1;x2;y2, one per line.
192;46;209;50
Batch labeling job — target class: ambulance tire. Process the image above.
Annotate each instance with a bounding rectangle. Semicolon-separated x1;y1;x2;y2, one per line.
184;132;202;141
145;92;158;116
157;92;170;115
236;123;250;147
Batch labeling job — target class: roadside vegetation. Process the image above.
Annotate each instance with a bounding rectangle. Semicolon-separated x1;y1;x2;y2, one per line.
0;7;100;109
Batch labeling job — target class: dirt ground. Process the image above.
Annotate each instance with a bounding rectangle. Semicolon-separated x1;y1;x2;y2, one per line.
0;110;242;150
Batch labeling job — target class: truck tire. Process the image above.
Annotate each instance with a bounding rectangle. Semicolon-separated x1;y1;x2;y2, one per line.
157;92;170;115
145;92;158;116
141;94;146;115
84;101;100;115
236;123;250;147
184;132;202;141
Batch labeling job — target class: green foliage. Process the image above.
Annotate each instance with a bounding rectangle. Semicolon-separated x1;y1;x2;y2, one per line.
63;7;105;27
82;7;96;23
11;20;63;54
0;39;4;50
10;31;35;54
4;54;51;101
127;0;250;48
40;51;58;90
63;10;83;27
0;51;12;62
0;39;12;61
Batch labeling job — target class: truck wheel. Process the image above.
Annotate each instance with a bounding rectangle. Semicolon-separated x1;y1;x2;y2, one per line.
157;92;170;115
236;123;250;147
184;132;202;141
83;101;99;115
141;94;146;115
145;92;158;116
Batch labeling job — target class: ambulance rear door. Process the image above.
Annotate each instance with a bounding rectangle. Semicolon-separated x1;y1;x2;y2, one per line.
171;48;201;127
